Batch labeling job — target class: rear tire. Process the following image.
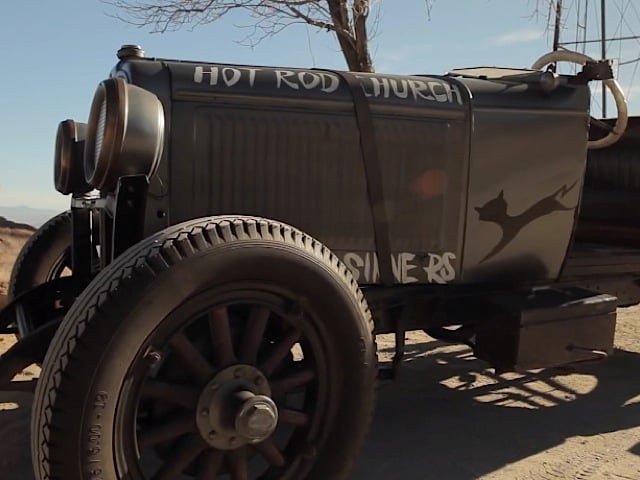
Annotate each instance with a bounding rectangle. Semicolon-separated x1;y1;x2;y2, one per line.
32;216;377;480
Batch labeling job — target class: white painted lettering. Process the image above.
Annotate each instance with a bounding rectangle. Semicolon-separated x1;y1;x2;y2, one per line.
275;70;299;90
450;84;463;105
424;253;457;284
299;72;321;90
361;252;380;283
194;66;460;104
344;253;364;281
194;66;262;87
389;79;409;99
244;68;260;87
319;73;340;93
339;252;454;284
391;254;402;282
400;252;419;283
222;67;241;87
409;80;435;101
439;252;456;282
388;252;417;283
368;77;391;99
428;81;450;103
354;75;374;98
194;66;219;85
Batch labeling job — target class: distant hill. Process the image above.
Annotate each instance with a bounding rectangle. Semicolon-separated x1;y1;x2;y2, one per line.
0;216;35;232
0;216;34;303
0;206;63;229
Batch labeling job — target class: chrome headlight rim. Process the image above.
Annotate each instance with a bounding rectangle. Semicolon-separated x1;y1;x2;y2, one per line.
54;119;92;195
84;77;165;192
85;78;128;191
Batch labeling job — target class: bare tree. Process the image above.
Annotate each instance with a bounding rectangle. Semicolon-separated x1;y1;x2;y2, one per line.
106;0;408;72
106;1;435;72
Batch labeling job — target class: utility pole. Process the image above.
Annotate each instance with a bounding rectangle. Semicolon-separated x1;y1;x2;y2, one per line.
557;0;640;119
601;0;607;117
553;0;563;52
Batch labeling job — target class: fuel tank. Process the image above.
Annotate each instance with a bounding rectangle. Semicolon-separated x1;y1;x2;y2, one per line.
113;55;590;286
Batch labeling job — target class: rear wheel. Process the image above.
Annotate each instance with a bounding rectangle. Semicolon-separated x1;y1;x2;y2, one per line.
32;216;377;480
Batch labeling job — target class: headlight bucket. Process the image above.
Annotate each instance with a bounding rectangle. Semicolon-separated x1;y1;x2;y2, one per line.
84;77;164;191
54;120;92;195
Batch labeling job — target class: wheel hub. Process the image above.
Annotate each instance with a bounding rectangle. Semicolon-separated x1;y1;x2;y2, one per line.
195;364;277;449
234;391;278;441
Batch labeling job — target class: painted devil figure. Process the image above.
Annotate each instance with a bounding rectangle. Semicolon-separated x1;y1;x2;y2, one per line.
476;181;578;262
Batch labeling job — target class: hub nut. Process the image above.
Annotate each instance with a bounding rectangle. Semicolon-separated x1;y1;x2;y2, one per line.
195;365;274;450
235;396;279;443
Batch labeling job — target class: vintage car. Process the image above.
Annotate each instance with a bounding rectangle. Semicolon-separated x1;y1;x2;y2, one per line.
0;45;633;480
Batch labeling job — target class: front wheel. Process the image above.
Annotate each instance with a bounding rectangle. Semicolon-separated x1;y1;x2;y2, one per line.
8;211;72;299
32;216;377;480
8;211;72;336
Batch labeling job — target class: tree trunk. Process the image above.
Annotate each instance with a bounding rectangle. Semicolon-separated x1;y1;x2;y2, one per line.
352;0;373;72
327;0;374;72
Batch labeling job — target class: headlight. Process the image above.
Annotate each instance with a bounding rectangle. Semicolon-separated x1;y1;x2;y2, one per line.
54;120;92;195
84;77;165;191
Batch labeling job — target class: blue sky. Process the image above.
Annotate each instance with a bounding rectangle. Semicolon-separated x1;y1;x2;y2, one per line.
1;0;639;211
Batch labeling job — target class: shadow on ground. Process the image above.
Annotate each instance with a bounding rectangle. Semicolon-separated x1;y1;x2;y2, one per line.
1;341;638;480
354;341;640;479
0;391;33;478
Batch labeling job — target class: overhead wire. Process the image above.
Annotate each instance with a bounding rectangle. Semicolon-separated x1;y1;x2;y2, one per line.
549;0;638;114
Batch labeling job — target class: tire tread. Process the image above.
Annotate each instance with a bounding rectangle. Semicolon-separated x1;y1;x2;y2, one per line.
33;215;376;480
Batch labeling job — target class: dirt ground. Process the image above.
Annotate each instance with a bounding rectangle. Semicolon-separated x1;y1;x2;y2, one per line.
0;228;639;479
355;316;640;480
0;226;32;307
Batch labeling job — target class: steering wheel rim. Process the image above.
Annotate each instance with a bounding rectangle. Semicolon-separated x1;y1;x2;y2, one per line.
531;50;628;149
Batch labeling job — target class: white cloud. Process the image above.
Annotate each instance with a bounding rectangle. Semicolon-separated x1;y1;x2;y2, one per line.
492;28;545;46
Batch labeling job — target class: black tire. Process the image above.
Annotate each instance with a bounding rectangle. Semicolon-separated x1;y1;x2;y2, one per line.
9;211;72;334
32;216;377;480
8;211;72;297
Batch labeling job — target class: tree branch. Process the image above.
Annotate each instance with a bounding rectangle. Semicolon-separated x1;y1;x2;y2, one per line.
104;0;382;71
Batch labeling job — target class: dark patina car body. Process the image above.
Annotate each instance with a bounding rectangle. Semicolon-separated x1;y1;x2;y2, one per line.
0;45;635;480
